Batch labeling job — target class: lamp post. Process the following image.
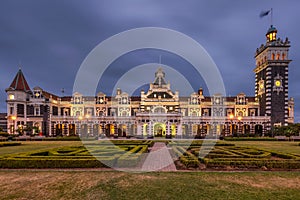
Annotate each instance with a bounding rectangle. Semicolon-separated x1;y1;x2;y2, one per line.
237;116;242;135
85;114;90;137
77;116;83;136
229;114;234;136
11;115;17;135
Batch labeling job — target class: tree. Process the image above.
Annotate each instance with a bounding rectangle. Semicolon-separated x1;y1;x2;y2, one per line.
273;123;300;137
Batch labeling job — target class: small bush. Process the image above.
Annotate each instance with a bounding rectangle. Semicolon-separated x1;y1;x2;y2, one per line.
224;137;277;141
0;132;9;137
0;142;21;147
0;158;108;168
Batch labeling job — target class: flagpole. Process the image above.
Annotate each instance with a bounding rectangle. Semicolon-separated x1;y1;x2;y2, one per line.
270;8;273;26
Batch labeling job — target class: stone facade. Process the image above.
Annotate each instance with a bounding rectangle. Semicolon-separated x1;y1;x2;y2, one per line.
5;26;295;137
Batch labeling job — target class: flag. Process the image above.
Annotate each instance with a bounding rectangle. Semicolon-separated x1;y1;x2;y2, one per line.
259;10;270;18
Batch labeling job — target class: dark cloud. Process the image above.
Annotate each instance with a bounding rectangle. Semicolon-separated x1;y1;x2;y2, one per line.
0;0;300;121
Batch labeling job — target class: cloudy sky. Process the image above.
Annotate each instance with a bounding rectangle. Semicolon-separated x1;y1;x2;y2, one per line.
1;0;300;121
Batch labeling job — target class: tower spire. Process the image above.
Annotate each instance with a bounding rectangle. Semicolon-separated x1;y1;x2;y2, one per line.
6;69;31;92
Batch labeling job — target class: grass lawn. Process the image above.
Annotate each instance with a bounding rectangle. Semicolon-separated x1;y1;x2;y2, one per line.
0;171;299;200
224;141;300;154
0;141;82;156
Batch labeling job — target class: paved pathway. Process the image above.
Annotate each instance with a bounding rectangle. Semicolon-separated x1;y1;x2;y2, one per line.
141;142;177;172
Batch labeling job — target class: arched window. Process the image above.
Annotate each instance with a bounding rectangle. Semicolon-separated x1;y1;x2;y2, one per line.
276;53;280;60
121;111;128;117
75;111;80;116
282;53;286;60
272;53;275;60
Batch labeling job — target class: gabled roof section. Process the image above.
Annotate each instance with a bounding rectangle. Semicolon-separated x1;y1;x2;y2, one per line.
8;69;31;92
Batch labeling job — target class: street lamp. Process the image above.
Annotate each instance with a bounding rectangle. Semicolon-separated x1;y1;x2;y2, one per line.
85;114;91;137
77;116;83;136
237;116;242;135
229;114;234;136
11;115;17;134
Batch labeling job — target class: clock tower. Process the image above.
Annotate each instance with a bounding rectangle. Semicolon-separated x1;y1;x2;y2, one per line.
254;25;291;126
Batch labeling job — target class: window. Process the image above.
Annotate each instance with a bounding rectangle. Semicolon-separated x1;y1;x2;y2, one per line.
9;94;14;100
35;107;40;116
276;53;280;60
272;53;275;60
10;107;14;115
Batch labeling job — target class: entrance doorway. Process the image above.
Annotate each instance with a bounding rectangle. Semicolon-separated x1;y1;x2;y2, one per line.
154;123;166;137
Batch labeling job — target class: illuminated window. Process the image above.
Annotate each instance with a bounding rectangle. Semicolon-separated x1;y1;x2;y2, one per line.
9;94;14;100
276;54;280;60
272;53;275;60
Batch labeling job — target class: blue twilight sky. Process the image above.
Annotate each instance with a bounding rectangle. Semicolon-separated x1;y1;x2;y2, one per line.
0;0;300;121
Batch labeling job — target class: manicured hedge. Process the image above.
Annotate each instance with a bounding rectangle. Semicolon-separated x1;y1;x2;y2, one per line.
43;136;81;141
204;159;300;169
0;142;21;147
117;145;148;167
224;137;277;141
0;132;9;137
0;158;109;168
172;146;200;168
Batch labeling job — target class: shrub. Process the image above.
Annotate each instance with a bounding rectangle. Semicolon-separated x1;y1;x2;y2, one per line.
205;159;300;169
116;145;148;167
0;158;109;168
172;146;200;168
0;132;10;137
224;137;277;141
0;142;21;147
43;136;81;141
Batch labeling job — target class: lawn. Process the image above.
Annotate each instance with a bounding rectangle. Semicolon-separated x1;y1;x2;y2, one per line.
0;171;299;200
224;140;300;154
0;141;82;156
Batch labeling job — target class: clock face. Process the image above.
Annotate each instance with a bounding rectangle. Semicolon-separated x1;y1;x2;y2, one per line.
122;98;127;103
35;92;40;97
275;80;281;87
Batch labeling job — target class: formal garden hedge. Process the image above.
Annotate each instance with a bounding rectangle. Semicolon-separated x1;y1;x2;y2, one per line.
166;140;300;170
0;140;152;169
0;140;299;170
0;142;21;147
189;145;300;169
224;137;277;141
